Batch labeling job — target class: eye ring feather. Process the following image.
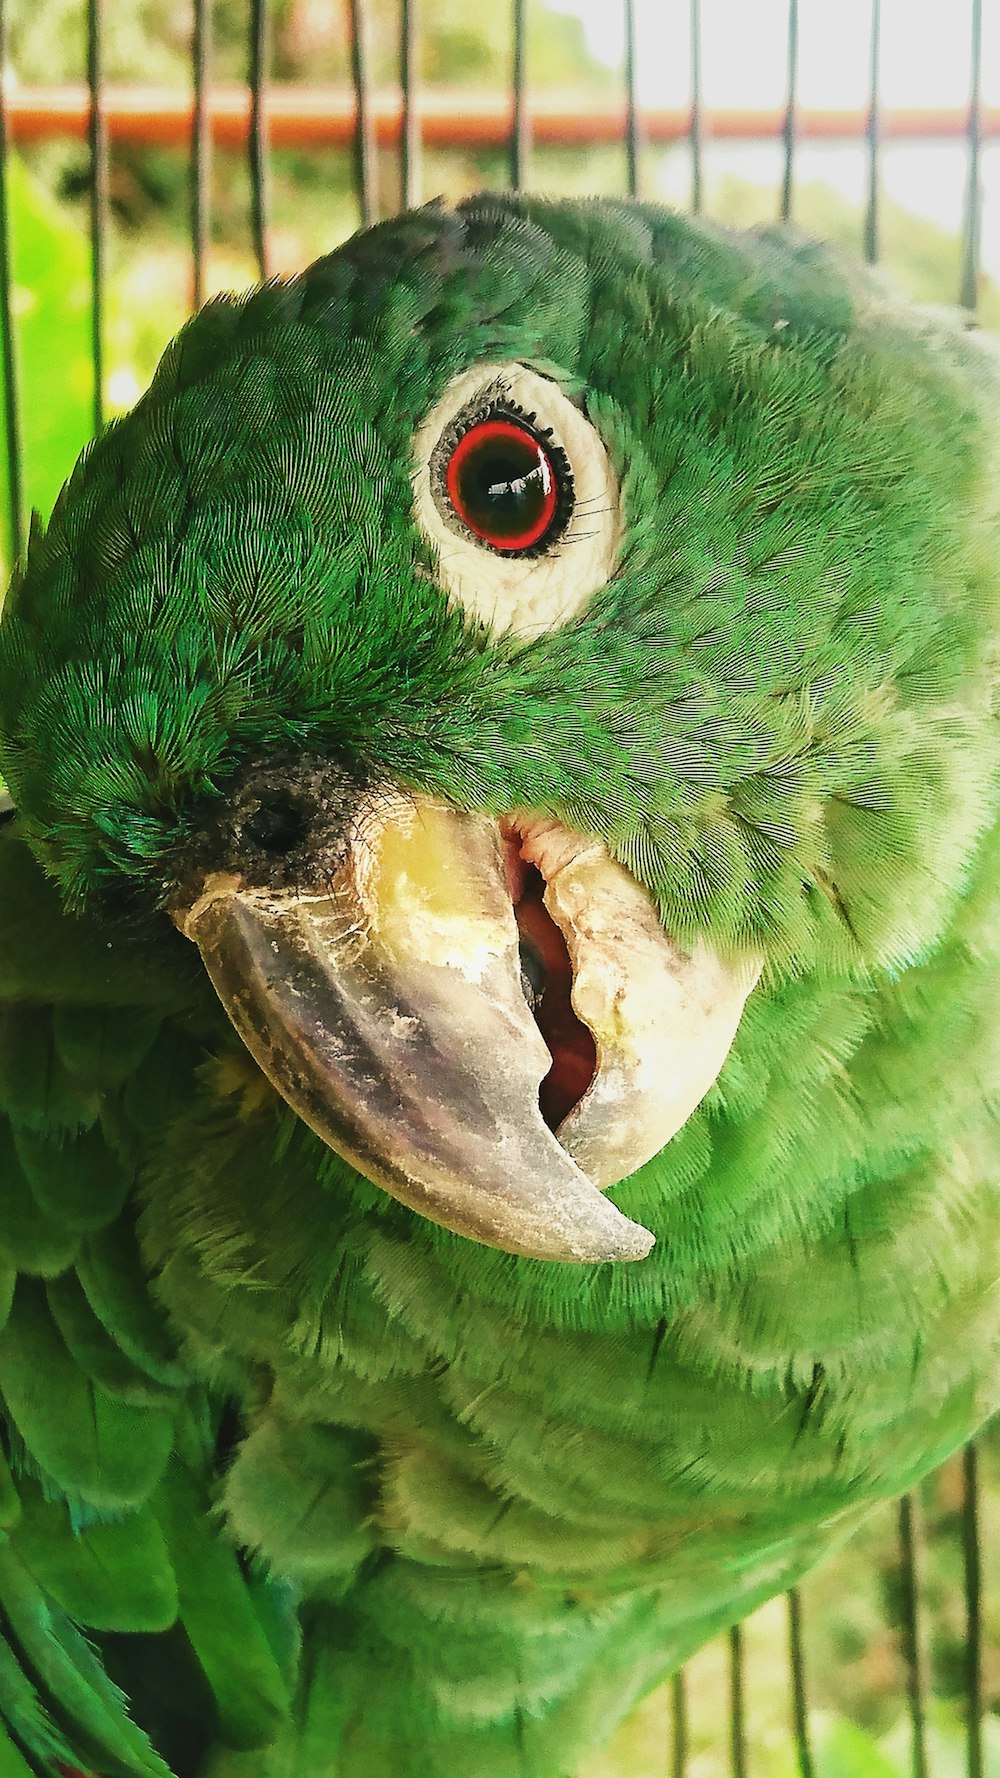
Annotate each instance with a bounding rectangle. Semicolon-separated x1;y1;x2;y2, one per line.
411;362;623;643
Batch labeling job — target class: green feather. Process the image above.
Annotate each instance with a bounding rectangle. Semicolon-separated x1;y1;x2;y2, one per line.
0;1542;172;1778
13;1489;178;1634
0;1127;80;1278
0;1626;77;1773
152;1455;290;1750
15;1124;130;1235
0;195;999;1776
0;1009;93;1134
45;1271;179;1407
0;1279;175;1509
0;1451;20;1534
0;1720;42;1778
73;1218;186;1390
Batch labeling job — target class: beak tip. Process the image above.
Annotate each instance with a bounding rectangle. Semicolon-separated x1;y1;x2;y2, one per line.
611;1218;657;1264
552;1200;656;1265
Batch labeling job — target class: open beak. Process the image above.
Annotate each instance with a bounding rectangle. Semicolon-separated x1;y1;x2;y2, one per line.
173;790;760;1264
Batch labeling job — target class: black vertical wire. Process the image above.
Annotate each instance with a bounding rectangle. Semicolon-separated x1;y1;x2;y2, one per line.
897;1494;929;1778
86;0;107;433
787;1589;814;1778
729;1623;747;1778
960;0;982;312
248;0;270;281
962;1444;983;1778
780;0;798;222
863;0;881;263
511;0;529;191
347;0;376;227
191;0;211;310
623;0;639;198
671;1669;688;1778
689;0;703;214
0;0;23;565
401;0;420;209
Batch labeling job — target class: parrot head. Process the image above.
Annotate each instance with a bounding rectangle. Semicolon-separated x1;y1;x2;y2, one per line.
0;195;996;1264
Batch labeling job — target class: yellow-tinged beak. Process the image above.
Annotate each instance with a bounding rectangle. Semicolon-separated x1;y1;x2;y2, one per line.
173;790;759;1264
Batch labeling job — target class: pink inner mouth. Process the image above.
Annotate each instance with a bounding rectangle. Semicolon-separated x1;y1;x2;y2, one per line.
500;818;598;1131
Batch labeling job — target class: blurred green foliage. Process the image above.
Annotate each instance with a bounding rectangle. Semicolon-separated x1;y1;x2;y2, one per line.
0;157;94;572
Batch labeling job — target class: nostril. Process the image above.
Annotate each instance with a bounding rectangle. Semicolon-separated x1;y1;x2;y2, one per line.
242;795;308;855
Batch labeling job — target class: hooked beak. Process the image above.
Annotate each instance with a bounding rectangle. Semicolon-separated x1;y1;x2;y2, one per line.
173;790;760;1264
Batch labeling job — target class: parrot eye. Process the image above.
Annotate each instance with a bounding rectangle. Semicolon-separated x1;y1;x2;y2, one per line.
440;410;572;556
412;361;623;642
242;795;309;855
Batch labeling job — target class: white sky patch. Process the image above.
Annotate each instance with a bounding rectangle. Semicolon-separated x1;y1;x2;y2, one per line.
546;0;1000;279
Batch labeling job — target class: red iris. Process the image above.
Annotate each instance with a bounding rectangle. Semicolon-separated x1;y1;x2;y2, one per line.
445;416;560;553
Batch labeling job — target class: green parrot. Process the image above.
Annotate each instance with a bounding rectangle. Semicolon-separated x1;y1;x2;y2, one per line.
0;191;998;1778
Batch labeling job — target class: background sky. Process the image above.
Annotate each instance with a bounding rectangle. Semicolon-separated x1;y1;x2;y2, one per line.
548;0;1000;279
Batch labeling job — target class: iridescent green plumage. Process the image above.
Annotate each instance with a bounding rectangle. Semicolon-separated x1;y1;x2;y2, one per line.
0;194;999;1776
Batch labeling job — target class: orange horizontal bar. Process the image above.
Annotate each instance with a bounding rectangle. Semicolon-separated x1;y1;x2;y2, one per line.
5;87;1000;150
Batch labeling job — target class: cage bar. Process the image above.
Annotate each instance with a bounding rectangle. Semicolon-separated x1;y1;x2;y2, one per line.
864;0;881;262
781;0;799;222
191;0;211;310
511;0;530;192
671;1668;688;1778
962;1443;983;1778
897;1492;929;1778
248;0;270;281
7;92;998;151
86;0;107;431
623;0;639;199
960;0;983;312
689;0;703;213
729;1622;747;1778
401;0;421;210
787;1588;814;1778
347;0;376;227
0;0;23;565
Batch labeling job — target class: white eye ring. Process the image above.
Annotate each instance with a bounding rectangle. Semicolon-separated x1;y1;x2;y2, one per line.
411;362;622;642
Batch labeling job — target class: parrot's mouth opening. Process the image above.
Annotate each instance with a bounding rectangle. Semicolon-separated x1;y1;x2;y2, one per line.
503;826;598;1131
175;784;761;1266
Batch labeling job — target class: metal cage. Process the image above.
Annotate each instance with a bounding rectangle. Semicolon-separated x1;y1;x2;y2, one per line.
0;4;996;1775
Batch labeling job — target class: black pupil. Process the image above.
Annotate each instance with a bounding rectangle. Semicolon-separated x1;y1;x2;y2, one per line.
244;797;307;854
456;431;549;542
